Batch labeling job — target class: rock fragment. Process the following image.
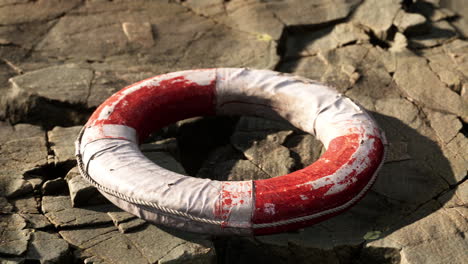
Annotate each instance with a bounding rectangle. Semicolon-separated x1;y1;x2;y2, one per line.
284;134;324;168
232;130;295;178
0;214;27;231
9;65;93;105
122;22;154;48
41;195;116;228
286;23;369;57
425;109;463;144
368;202;468;264
0;123;48;175
60;226;149;264
0;0;82;25
107;211;146;234
48;126;82;165
0;229;31;256
125;225;215;264
65;167;106;207
11;196;39;214
25;231;70;263
438;180;467;208
19;213;52;229
352;0;401;39
0;172;33;198
393;51;467;119
41;178;67;195
159;241;216;264
267;0;361;26
0;197;13;213
393;9;427;32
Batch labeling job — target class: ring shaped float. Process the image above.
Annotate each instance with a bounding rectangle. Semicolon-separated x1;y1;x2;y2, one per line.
76;68;386;235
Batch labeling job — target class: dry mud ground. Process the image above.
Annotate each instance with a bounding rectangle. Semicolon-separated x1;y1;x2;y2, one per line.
0;0;467;263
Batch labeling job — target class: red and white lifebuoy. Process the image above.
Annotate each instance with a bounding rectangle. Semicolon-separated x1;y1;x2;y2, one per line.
76;68;386;235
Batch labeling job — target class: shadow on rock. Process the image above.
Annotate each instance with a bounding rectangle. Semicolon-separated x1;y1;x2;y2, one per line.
151;110;455;264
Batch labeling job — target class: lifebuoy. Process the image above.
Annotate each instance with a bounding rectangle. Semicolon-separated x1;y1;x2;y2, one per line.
75;68;386;235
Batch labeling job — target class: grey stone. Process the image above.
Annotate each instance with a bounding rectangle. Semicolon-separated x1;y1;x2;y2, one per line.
107;211;146;234
393;9;427;32
25;231;70;264
182;0;225;17
11;196;39;214
185;0;284;41
0;229;31;256
439;180;467;208
393;51;467;119
0;173;33;199
409;20;458;48
199;159;271;181
368;203;468;264
159;241;216;264
125;224;215;264
9;64;93;105
0;0;82;25
0;214;27;231
41;178;67;195
425;109;463;144
390;32;409;52
48;126;82;164
267;0;361;26
430;42;467;90
122;22;154;48
375;97;422;130
385;141;412;163
0;123;48;175
352;0;401;39
41;195;116;228
65;167;106;207
286;23;369;57
34;1;278;69
232;131;295;178
25;177;44;192
221;0;284;41
61;223;215;264
60;226;150;264
0;197;13;213
284;134;324;168
0;257;25;264
19;214;52;229
441;133;468;183
235;116;297;132
196;145;247;180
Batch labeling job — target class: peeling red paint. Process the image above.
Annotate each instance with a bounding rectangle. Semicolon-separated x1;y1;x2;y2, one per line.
87;74;216;142
252;133;384;235
214;181;252;227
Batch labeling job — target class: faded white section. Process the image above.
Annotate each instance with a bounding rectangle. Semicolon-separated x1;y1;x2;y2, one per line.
215;68;381;148
80;137;252;233
81;124;137;148
220;181;254;228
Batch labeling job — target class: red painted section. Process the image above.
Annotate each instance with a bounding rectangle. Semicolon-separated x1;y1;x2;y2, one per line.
87;74;216;141
252;134;384;235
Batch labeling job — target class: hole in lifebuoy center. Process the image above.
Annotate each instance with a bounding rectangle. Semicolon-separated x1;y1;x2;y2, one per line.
141;115;324;181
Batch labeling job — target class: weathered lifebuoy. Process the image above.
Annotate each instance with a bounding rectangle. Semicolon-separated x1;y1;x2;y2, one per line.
76;68;386;235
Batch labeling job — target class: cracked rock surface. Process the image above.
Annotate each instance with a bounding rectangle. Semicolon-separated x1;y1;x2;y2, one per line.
0;0;467;263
